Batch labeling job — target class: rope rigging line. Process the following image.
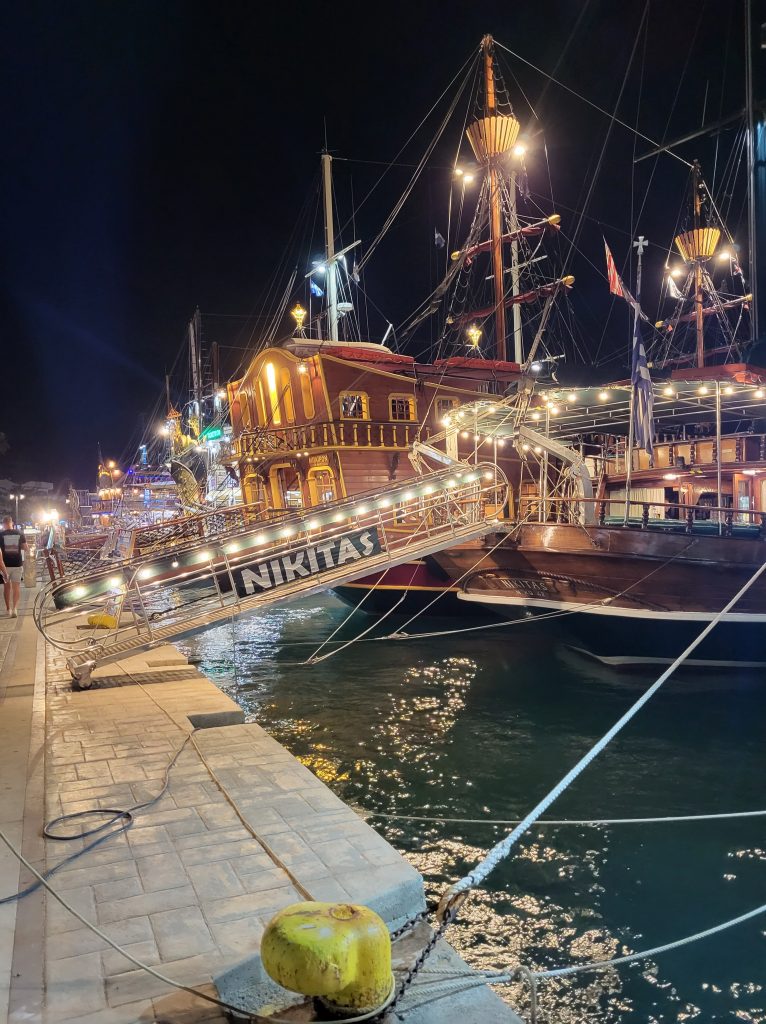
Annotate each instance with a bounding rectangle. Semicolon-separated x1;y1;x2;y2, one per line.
494;39;692;168
439;554;766;905
337;46;479;237
362;807;766;827
357;63;475;274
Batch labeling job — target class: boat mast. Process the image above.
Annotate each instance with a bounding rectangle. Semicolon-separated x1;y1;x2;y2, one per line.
482;36;507;362
321;151;339;343
692;161;705;368
745;0;758;340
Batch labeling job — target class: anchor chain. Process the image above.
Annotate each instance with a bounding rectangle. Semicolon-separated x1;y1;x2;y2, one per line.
379;904;461;1020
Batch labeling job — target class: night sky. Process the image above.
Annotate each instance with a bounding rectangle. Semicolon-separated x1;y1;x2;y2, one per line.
1;0;762;487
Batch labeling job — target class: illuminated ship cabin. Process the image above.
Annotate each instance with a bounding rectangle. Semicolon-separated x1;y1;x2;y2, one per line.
226;338;522;514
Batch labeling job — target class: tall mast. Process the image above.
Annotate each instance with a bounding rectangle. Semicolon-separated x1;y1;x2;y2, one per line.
321;151;339;343
483;36;507;362
745;0;758;340
692;161;705;368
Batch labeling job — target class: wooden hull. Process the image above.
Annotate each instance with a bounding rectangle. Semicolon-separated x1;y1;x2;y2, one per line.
435;523;766;666
332;558;466;615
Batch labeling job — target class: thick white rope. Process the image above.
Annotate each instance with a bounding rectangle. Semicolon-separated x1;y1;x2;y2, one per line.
363;807;766;826
446;556;766;897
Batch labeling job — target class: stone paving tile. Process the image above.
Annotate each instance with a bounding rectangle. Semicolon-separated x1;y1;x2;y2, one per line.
150;906;216;961
94;877;143;903
207;914;267;959
46;885;97;935
181;839;264;866
135;852;188;893
100;937;160;979
96;884;197;926
46;950;106;1017
46;918;156;961
201;885;301;924
186;862;244;900
172;827;249;851
194;802;242;830
238;866;297;894
51;997;153;1024
54;859;138;892
106;952;227;1006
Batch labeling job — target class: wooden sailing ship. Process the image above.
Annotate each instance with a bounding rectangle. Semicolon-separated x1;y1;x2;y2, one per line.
224;35;570;606
439;148;766;667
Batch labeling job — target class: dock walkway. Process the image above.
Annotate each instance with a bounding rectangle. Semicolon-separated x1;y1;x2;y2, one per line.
1;592;520;1023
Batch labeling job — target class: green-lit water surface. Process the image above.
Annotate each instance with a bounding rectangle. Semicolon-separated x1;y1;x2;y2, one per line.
178;595;766;1023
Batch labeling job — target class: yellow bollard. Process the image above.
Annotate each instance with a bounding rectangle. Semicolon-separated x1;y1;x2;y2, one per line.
261;901;393;1013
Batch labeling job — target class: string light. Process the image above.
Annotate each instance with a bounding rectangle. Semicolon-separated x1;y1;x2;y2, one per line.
756;389;765;399
697;385;709;395
598;391;609;402
663;386;675;397
723;385;734;395
466;324;482;348
567;393;577;403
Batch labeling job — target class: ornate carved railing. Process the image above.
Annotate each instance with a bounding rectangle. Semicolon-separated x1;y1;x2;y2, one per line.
233;420;418;459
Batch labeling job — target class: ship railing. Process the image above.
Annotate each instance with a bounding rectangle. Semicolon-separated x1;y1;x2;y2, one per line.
33;463;509;680
530;496;766;537
234;420;418;458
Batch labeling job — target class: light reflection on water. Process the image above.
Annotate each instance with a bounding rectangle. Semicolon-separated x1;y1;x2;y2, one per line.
179;594;766;1023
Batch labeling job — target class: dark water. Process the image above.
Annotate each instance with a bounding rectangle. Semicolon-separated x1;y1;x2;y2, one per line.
178;595;766;1023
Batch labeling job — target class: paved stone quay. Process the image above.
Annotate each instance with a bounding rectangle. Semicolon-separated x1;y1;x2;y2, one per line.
1;593;520;1023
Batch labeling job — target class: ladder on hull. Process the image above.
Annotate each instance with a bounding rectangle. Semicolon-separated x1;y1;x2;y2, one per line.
35;463;508;684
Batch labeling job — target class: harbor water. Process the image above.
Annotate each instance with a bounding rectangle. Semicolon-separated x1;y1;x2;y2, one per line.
178;595;766;1023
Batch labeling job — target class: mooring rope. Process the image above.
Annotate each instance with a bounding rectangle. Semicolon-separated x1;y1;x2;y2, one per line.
441;556;766;903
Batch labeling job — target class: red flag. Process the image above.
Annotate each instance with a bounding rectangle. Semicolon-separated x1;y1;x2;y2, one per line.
604;239;648;320
604;239;625;298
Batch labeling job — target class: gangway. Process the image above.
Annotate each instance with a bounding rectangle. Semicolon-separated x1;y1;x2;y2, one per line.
34;463;508;684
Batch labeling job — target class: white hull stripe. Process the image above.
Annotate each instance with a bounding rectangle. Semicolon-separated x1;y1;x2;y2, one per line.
569;647;766;669
457;590;766;623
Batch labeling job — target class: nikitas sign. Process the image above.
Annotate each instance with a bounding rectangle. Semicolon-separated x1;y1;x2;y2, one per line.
231;528;382;597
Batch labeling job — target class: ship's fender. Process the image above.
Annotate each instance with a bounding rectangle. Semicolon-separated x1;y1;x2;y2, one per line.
86;613;118;629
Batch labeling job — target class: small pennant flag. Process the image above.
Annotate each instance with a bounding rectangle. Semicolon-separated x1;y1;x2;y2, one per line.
351;261;361;284
666;275;683;301
434;229;446;249
310;279;324;298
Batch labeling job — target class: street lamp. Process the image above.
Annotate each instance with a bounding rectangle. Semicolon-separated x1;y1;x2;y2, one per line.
9;493;25;522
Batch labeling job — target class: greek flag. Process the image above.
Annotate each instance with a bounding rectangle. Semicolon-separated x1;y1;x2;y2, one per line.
631;303;654;456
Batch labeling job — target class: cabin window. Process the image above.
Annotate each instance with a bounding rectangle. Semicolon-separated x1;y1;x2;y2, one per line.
340;391;369;419
280;368;295;423
264;363;281;425
255;380;267;424
270;463;303;509
389;395;415;421
300;371;315;419
436;398;459;421
308;466;337;505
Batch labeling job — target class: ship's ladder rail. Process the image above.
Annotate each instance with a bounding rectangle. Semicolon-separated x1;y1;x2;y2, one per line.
33;462;509;682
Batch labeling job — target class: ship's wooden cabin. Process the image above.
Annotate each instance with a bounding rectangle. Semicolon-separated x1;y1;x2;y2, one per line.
587;365;766;526
226;338;521;514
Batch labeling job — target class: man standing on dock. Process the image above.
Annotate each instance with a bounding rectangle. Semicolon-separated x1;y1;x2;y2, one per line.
0;514;27;617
